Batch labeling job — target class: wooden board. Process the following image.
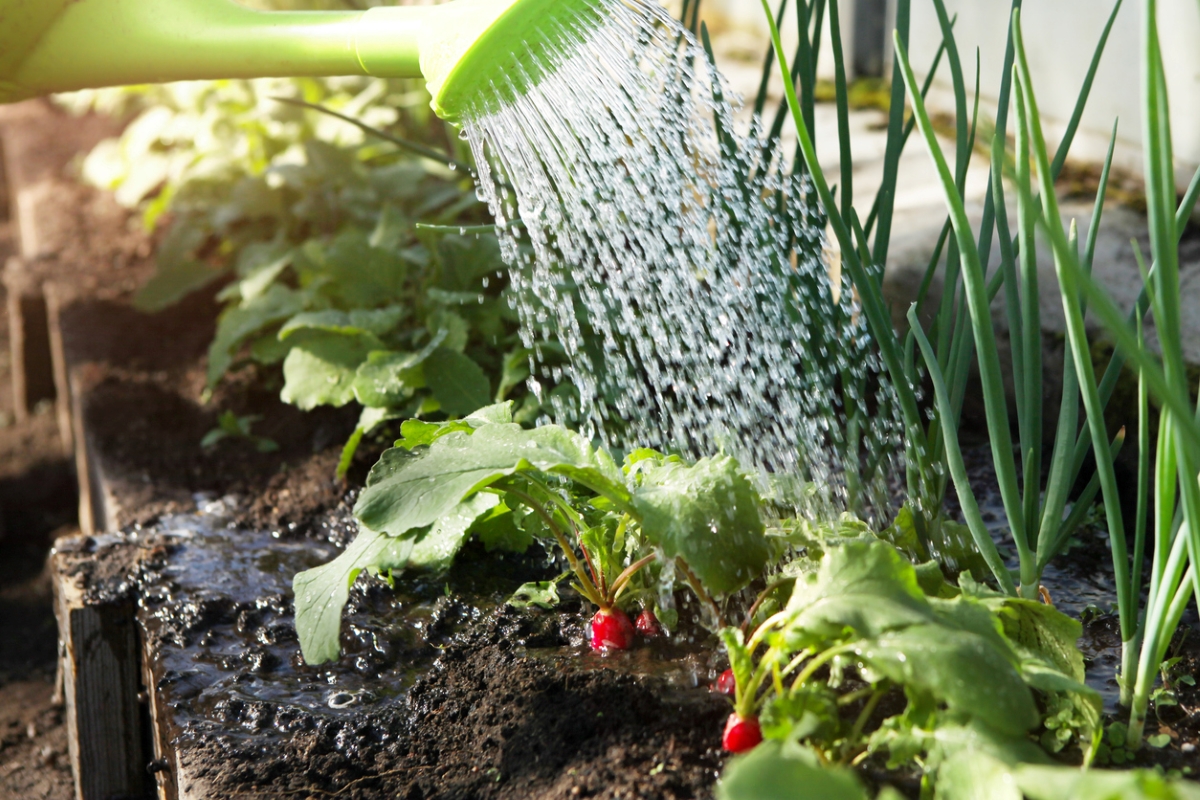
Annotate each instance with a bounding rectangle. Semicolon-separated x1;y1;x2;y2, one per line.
51;536;147;800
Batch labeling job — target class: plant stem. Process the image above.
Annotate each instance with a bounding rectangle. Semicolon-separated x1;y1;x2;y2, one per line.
499;482;602;607
791;645;853;692
610;553;658;602
675;557;722;625
747;610;790;652
846;688;887;752
741;577;795;635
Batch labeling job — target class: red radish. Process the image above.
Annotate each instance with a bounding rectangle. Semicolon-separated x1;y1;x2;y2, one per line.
713;669;736;696
590;608;635;650
635;608;662;637
722;713;762;753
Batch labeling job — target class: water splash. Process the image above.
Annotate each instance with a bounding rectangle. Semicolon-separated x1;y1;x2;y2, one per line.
461;0;900;519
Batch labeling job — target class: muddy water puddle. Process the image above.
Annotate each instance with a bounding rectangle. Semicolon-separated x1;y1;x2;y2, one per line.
139;502;513;741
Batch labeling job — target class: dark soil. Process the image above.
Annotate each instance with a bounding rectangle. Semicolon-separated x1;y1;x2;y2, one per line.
180;612;728;800
64;506;732;800
62;283;374;528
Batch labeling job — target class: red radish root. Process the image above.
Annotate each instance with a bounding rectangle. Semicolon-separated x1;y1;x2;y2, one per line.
635;608;663;637
722;713;762;753
589;608;635;650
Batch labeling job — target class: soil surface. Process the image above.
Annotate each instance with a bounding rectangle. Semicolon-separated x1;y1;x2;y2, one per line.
63;505;732;800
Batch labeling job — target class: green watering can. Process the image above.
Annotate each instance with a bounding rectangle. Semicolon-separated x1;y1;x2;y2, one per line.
0;0;597;122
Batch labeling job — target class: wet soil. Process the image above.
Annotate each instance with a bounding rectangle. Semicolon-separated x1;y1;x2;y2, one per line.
76;503;731;800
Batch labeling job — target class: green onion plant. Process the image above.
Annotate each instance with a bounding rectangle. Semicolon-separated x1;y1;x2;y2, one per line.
881;0;1200;749
1007;0;1200;748
760;0;1126;598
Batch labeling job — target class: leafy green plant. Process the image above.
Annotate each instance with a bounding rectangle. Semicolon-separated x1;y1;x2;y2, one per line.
200;410;279;453
292;402;772;664
68;77;536;472
718;738;1200;800
717;539;1100;767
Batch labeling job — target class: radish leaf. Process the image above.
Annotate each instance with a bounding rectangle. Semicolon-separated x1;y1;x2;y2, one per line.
633;456;769;595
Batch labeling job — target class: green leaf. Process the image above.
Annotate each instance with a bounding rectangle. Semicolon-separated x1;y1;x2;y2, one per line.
294;494;495;665
632;456;769;595
393;402;514;450
927;721;1051;770
928;596;1016;659
280;332;380;410
407;493;499;573
507;574;568;609
279;306;408;340
207;283;310;388
785;541;933;642
438;234;504;291
370;202;410;251
423;347;492;417
314;229;410;306
716;740;867;800
293;526;415;664
426;309;470;352
352;350;426;408
354;422;622;538
760;684;840;744
935;750;1023;800
249;330;291;365
473;501;534;553
857;625;1039;735
990;597;1086;682
1014;763;1200;800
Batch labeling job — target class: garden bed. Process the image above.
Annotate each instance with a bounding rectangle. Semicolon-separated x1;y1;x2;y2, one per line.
2;96;727;798
6;87;1200;800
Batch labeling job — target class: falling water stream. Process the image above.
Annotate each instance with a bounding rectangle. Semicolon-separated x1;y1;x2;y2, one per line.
460;0;901;518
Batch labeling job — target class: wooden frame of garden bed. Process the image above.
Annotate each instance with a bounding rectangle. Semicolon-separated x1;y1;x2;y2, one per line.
0;99;160;800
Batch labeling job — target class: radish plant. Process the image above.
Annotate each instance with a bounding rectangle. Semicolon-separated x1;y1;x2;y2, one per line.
717;540;1101;762
293;402;772;664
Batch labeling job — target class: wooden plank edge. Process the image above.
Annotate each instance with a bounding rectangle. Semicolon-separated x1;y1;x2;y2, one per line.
52;536;147;800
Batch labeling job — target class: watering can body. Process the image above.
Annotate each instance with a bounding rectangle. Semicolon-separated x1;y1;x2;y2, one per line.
0;0;592;121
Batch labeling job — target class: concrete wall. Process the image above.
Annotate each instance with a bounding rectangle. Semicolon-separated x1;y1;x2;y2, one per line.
702;0;1200;179
906;0;1200;183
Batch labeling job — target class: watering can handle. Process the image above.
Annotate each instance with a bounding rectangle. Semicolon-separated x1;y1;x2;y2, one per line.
0;0;429;103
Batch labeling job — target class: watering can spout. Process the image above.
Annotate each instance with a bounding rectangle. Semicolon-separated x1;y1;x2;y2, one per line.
0;0;601;122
